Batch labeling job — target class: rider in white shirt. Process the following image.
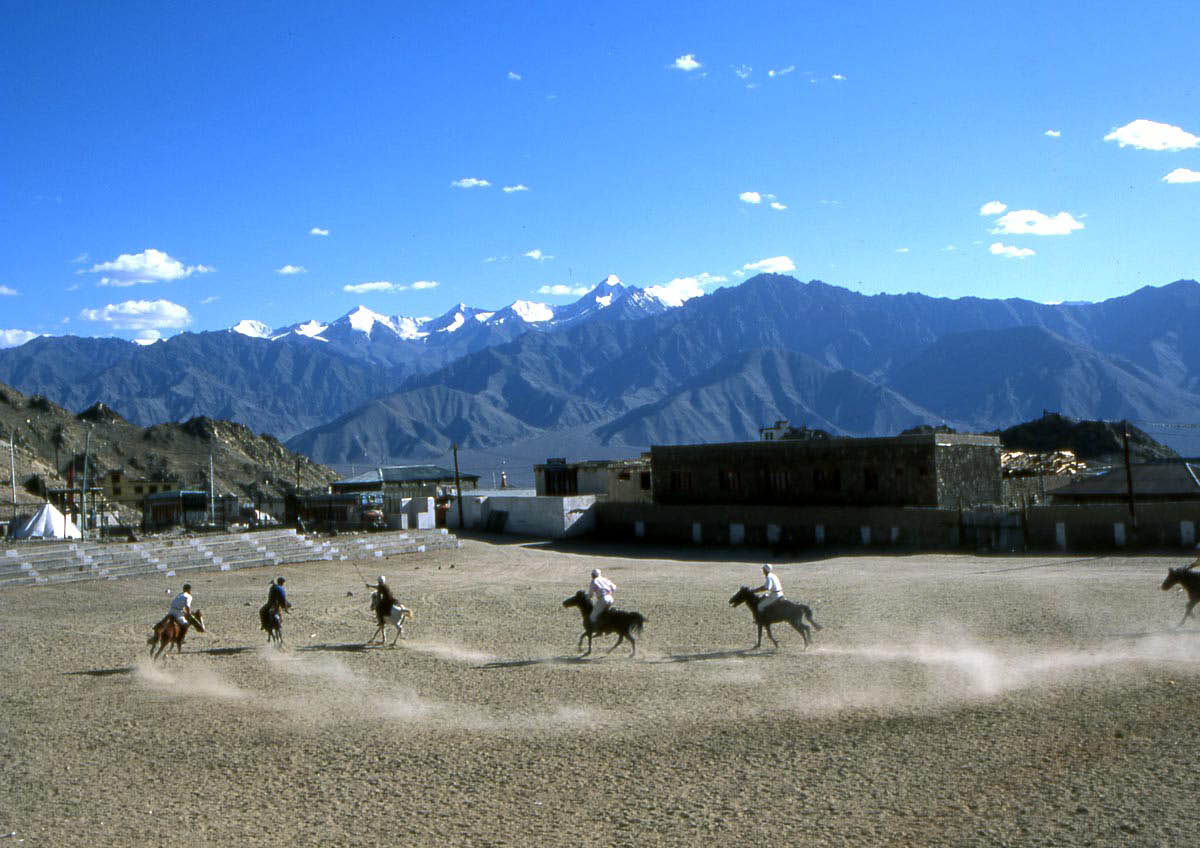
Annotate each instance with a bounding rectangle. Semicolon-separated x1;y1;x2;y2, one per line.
168;583;194;627
587;568;616;622
754;564;783;613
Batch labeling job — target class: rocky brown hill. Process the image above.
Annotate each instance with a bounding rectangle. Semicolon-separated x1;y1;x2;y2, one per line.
0;381;338;520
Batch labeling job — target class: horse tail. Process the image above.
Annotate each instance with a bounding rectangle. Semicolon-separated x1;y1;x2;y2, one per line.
632;613;647;635
802;605;822;631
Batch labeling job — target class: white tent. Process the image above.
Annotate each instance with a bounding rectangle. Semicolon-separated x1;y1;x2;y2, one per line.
12;503;81;540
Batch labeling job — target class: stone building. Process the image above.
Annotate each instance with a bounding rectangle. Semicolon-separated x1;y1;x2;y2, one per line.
534;456;653;503
651;432;1001;509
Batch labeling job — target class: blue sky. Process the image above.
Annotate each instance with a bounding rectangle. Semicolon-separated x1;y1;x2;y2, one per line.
3;0;1200;345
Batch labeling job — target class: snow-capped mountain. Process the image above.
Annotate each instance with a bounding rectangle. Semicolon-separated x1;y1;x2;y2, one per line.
231;276;675;369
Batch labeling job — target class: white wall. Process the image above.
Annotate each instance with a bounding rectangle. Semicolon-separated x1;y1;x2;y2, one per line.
446;494;597;538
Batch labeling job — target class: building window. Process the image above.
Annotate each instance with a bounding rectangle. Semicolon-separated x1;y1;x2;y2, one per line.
719;469;741;492
864;468;879;492
135;485;143;495
669;470;692;493
770;470;788;494
639;472;651;490
112;486;122;497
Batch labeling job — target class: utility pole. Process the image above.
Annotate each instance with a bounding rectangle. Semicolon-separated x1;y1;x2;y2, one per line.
81;427;92;539
8;428;16;523
453;443;464;529
209;452;215;525
1122;421;1137;535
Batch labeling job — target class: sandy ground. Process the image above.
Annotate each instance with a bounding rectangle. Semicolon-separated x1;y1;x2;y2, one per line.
3;536;1200;847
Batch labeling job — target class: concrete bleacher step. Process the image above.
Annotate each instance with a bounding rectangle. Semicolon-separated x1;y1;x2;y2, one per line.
0;528;460;586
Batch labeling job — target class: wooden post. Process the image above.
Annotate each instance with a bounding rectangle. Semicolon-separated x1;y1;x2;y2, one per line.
453;443;464;529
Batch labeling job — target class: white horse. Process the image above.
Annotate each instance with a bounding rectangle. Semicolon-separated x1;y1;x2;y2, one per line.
369;591;413;646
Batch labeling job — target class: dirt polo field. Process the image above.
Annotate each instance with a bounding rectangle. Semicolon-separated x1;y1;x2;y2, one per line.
3;538;1200;846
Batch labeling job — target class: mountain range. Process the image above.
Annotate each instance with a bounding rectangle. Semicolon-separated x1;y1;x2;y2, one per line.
3;273;1200;469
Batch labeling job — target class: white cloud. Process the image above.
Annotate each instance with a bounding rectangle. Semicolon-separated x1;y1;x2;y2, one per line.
672;54;701;72
989;242;1035;259
733;64;752;79
1104;118;1200;151
275;264;307;275
0;285;16;295
451;177;491;189
84;248;213;287
0;329;38;348
309;227;329;236
991;209;1084;236
739;191;762;204
943;245;957;252
1044;129;1061;138
538;284;591;296
70;252;88;264
482;256;507;264
645;272;727;307
524;249;551;261
742;256;796;274
1163;168;1200;183
342;279;438;294
343;281;397;294
507;71;522;81
768;65;795;77
979;200;1007;216
79;299;192;330
832;73;846;81
896;247;910;253
133;329;163;344
200;295;219;304
769;201;787;211
502;184;529;193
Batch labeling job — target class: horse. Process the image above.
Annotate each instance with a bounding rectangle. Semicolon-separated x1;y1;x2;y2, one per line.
562;590;647;658
1162;564;1200;626
368;591;413;647
259;602;284;647
147;610;205;659
729;586;822;650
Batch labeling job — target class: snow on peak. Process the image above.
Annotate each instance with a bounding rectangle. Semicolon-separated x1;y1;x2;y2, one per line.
394;316;429;339
232;319;273;339
346;305;396;335
601;274;621;287
293;320;328;338
510;300;554;323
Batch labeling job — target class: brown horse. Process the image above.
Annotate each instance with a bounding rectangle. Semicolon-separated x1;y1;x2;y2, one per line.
1162;565;1200;626
729;586;821;650
259;602;284;647
562;590;647;658
148;610;206;659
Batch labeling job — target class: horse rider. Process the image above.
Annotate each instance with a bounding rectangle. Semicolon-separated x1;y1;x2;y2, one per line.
265;576;291;626
161;582;195;629
368;575;397;625
587;568;616;623
753;564;784;613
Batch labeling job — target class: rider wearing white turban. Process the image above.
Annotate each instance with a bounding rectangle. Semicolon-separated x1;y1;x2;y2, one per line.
754;564;783;613
587;568;616;622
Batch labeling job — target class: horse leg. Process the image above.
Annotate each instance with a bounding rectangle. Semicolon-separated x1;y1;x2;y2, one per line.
755;624;764;649
605;633;626;655
1182;600;1198;627
765;624;780;649
367;624;384;644
582;632;594;657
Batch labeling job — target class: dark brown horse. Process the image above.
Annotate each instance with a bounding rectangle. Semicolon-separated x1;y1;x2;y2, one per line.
148;610;206;659
1162;565;1200;626
562;590;647;657
259;602;284;647
729;586;821;649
